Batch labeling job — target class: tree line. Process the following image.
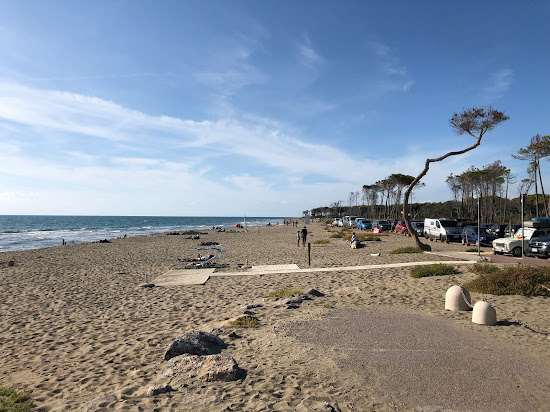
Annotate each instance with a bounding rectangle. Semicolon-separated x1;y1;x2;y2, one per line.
311;134;550;225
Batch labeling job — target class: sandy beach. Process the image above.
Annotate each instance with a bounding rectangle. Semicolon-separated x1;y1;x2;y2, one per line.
1;222;550;411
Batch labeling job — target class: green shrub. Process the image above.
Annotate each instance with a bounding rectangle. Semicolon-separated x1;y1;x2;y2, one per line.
390;247;423;254
267;288;304;298
464;265;550;296
313;239;329;244
410;263;457;278
343;234;381;242
471;262;499;275
0;386;33;412
230;315;259;328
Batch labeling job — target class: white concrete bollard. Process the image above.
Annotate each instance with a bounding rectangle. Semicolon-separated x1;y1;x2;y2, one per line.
472;301;497;325
445;285;472;311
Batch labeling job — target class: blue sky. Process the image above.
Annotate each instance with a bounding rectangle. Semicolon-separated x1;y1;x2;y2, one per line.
0;1;549;216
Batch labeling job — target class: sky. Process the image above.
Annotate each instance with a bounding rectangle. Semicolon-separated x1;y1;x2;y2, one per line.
0;1;549;217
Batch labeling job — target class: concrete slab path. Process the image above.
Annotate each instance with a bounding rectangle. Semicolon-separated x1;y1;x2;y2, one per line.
154;252;484;285
153;268;215;286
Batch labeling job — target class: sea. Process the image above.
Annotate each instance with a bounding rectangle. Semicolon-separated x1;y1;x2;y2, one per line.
0;215;285;252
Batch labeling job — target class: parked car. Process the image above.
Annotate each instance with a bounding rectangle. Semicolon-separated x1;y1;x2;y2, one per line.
356;219;372;230
423;218;462;242
341;216;358;227
526;235;550;258
410;221;424;237
394;220;407;233
372;220;392;231
504;223;522;237
457;220;475;228
461;226;497;246
332;218;342;227
493;226;550;257
489;224;508;238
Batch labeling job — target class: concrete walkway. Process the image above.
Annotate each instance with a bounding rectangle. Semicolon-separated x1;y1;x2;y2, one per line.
210;259;478;277
154;252;484;285
425;250;491;262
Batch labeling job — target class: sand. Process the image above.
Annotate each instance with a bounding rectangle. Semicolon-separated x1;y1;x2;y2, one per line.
1;222;549;411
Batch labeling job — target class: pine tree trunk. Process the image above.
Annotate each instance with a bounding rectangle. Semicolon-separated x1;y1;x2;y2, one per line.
534;159;539;217
538;160;548;217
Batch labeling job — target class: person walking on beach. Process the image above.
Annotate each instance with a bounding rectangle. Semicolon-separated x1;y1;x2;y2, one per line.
301;226;308;246
297;231;300;247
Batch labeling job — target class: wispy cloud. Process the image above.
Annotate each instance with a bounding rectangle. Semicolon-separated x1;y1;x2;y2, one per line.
367;39;408;77
0;82;376;183
296;33;322;67
224;174;267;190
482;69;513;101
365;39;413;95
0;81;493;215
193;30;268;101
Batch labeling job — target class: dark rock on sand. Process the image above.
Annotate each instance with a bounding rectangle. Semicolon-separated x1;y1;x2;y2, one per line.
164;331;226;361
146;383;174;396
306;288;325;297
162;354;240;382
322;401;337;411
283;293;311;305
209;327;223;336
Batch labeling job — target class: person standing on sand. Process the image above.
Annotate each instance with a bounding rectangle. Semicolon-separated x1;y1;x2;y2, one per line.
297;231;300;247
301;226;308;246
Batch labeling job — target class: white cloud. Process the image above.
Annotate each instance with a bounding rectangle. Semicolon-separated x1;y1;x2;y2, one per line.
367;39;407;77
365;39;413;96
192;30;268;100
0;81;509;216
483;69;513;101
296;33;322;67
224;174;267;190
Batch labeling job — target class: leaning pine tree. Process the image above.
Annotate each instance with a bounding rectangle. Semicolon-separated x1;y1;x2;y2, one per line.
403;107;509;251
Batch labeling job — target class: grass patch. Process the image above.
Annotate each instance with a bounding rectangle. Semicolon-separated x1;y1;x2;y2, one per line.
465;247;479;252
229;315;259;328
313;239;329;244
0;386;34;412
471;262;500;275
343;234;381;242
330;233;344;238
323;303;334;309
266;288;304;298
410;263;457;278
390;247;423;254
464;265;550;296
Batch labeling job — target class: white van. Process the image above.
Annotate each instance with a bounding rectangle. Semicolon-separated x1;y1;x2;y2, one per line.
341;216;358;227
423;218;462;242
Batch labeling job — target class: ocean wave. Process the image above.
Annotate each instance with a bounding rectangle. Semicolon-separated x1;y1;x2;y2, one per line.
0;216;285;252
